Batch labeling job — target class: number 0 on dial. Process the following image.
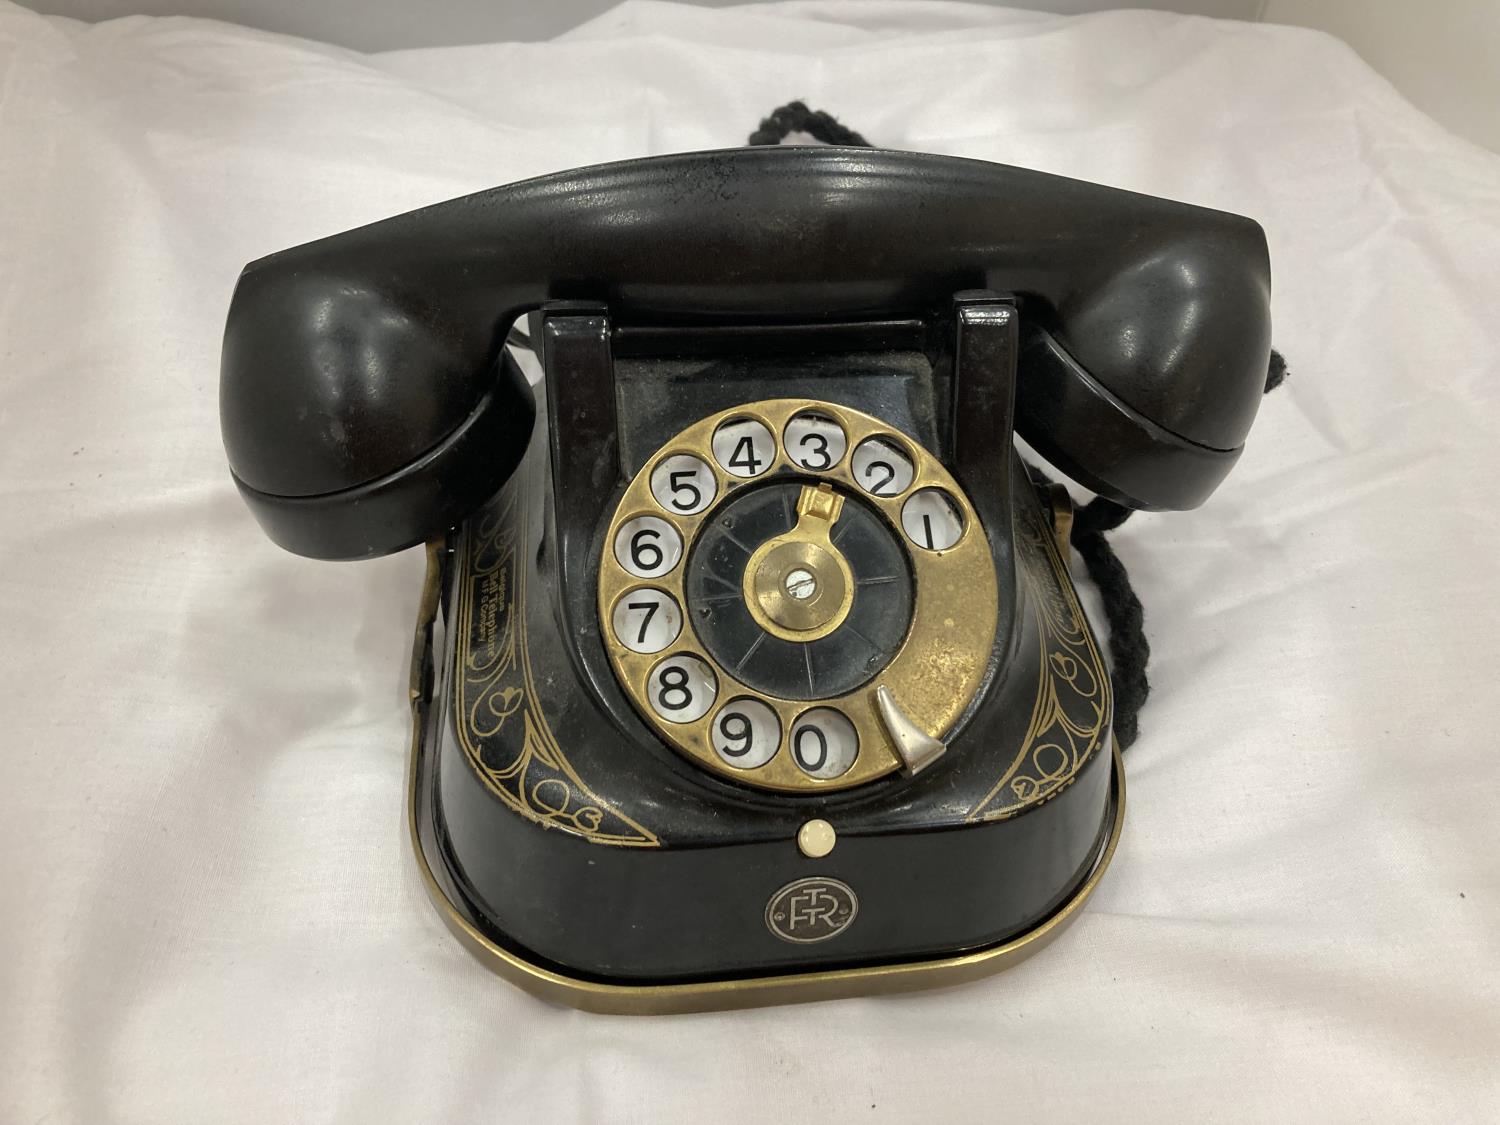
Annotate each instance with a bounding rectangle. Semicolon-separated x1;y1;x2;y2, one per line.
789;708;859;779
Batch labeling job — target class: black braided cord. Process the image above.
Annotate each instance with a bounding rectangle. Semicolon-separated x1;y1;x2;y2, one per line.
748;100;870;147
747;101;1288;749
1059;356;1286;747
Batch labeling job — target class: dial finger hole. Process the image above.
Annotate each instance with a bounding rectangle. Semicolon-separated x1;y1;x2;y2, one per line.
648;654;717;723
783;412;847;472
851;437;915;497
789;708;859;779
711;418;776;478
650;453;717;516
611;587;681;654
901;488;965;552
709;698;780;769
614;515;683;578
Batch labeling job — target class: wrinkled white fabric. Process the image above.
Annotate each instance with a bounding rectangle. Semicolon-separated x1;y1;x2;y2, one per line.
1;2;1497;1120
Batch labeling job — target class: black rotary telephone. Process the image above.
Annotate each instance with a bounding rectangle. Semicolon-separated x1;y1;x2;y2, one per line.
221;146;1271;1011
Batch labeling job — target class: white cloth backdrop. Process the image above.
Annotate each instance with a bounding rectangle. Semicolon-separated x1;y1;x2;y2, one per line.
1;1;1496;1120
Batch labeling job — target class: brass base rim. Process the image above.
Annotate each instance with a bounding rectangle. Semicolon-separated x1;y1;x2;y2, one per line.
406;618;1126;1014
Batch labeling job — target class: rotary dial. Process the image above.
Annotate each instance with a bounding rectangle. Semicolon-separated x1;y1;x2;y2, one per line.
597;400;999;793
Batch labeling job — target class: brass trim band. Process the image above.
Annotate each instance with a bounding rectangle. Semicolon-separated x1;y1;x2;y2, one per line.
407;538;1123;1013
408;706;1123;1013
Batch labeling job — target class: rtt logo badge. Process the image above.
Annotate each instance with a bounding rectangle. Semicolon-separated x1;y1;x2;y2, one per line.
765;877;859;944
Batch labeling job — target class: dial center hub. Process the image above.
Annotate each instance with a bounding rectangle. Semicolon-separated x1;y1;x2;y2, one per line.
686;476;914;703
746;540;850;638
741;483;857;642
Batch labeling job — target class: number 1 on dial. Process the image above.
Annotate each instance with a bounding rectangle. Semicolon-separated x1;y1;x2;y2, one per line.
900;488;964;551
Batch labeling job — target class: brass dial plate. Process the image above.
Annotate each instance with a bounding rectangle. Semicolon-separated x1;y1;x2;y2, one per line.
597;399;1000;793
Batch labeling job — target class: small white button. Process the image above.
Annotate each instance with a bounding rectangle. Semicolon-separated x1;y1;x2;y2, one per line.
783;412;847;472
789;708;859;779
851;437;915;497
611;588;682;654
711;418;776;478
710;698;780;769
797;819;837;859
614;515;683;578
901;488;964;551
650;453;717;516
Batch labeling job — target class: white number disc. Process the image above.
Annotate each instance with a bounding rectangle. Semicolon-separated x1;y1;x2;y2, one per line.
901;488;964;551
709;698;780;769
783;413;847;472
611;588;682;654
789;708;859;779
711;419;776;478
648;654;717;723
614;515;683;578
851;437;915;497
650;453;717;516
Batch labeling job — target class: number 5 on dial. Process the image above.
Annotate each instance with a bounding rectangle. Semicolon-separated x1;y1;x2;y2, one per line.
650;454;717;515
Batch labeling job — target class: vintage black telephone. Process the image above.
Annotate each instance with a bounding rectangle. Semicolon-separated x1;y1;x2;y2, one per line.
221;146;1271;1011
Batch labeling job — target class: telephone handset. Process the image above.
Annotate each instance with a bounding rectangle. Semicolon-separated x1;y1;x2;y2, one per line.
221;147;1270;1010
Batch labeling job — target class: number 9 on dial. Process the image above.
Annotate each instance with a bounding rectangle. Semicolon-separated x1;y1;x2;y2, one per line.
710;699;780;769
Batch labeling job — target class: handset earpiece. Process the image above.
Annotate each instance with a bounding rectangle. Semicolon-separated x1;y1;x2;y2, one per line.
220;146;1270;558
221;262;536;560
1013;221;1272;510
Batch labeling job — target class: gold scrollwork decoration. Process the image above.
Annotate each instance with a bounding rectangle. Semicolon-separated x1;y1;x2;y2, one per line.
453;476;658;847
966;503;1111;821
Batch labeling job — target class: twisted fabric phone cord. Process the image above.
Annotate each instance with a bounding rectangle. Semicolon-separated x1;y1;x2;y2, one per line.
749;101;871;147
748;102;1289;749
1064;353;1286;747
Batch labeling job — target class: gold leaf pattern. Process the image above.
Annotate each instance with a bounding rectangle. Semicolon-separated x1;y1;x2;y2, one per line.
453;477;659;847
966;505;1111;821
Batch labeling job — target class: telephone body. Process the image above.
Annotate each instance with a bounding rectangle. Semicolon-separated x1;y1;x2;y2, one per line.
221;148;1271;1011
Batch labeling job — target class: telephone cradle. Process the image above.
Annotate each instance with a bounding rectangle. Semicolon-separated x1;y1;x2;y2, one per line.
220;147;1272;1012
